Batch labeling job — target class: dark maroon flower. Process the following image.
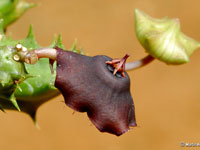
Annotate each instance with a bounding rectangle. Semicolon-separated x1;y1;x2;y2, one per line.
55;47;136;136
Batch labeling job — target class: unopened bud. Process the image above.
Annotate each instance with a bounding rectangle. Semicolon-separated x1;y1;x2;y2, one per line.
135;9;200;64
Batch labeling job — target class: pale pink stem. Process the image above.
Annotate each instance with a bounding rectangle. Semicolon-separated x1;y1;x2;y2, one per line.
125;55;155;71
24;48;57;64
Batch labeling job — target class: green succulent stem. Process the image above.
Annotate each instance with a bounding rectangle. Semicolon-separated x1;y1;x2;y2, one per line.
125;54;155;71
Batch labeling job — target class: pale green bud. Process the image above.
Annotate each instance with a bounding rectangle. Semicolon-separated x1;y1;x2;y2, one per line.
135;9;200;64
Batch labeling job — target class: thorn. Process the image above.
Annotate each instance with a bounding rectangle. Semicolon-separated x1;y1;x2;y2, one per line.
34;121;40;129
15;81;22;92
80;48;84;55
29;111;40;129
0;104;5;113
55;34;65;49
27;25;34;39
71;39;77;51
57;34;62;44
10;94;20;111
51;35;57;47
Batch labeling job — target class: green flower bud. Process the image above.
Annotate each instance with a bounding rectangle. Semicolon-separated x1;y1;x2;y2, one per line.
135;9;200;64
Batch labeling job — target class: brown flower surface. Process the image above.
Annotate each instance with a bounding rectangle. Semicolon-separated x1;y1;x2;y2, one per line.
54;47;136;136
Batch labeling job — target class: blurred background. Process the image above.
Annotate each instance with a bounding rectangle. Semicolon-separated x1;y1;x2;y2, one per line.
0;0;200;149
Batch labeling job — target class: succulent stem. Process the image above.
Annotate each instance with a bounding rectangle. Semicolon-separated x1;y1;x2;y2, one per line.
125;54;155;71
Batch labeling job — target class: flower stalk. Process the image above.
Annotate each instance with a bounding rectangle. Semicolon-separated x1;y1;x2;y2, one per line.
15;46;58;64
125;55;155;71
